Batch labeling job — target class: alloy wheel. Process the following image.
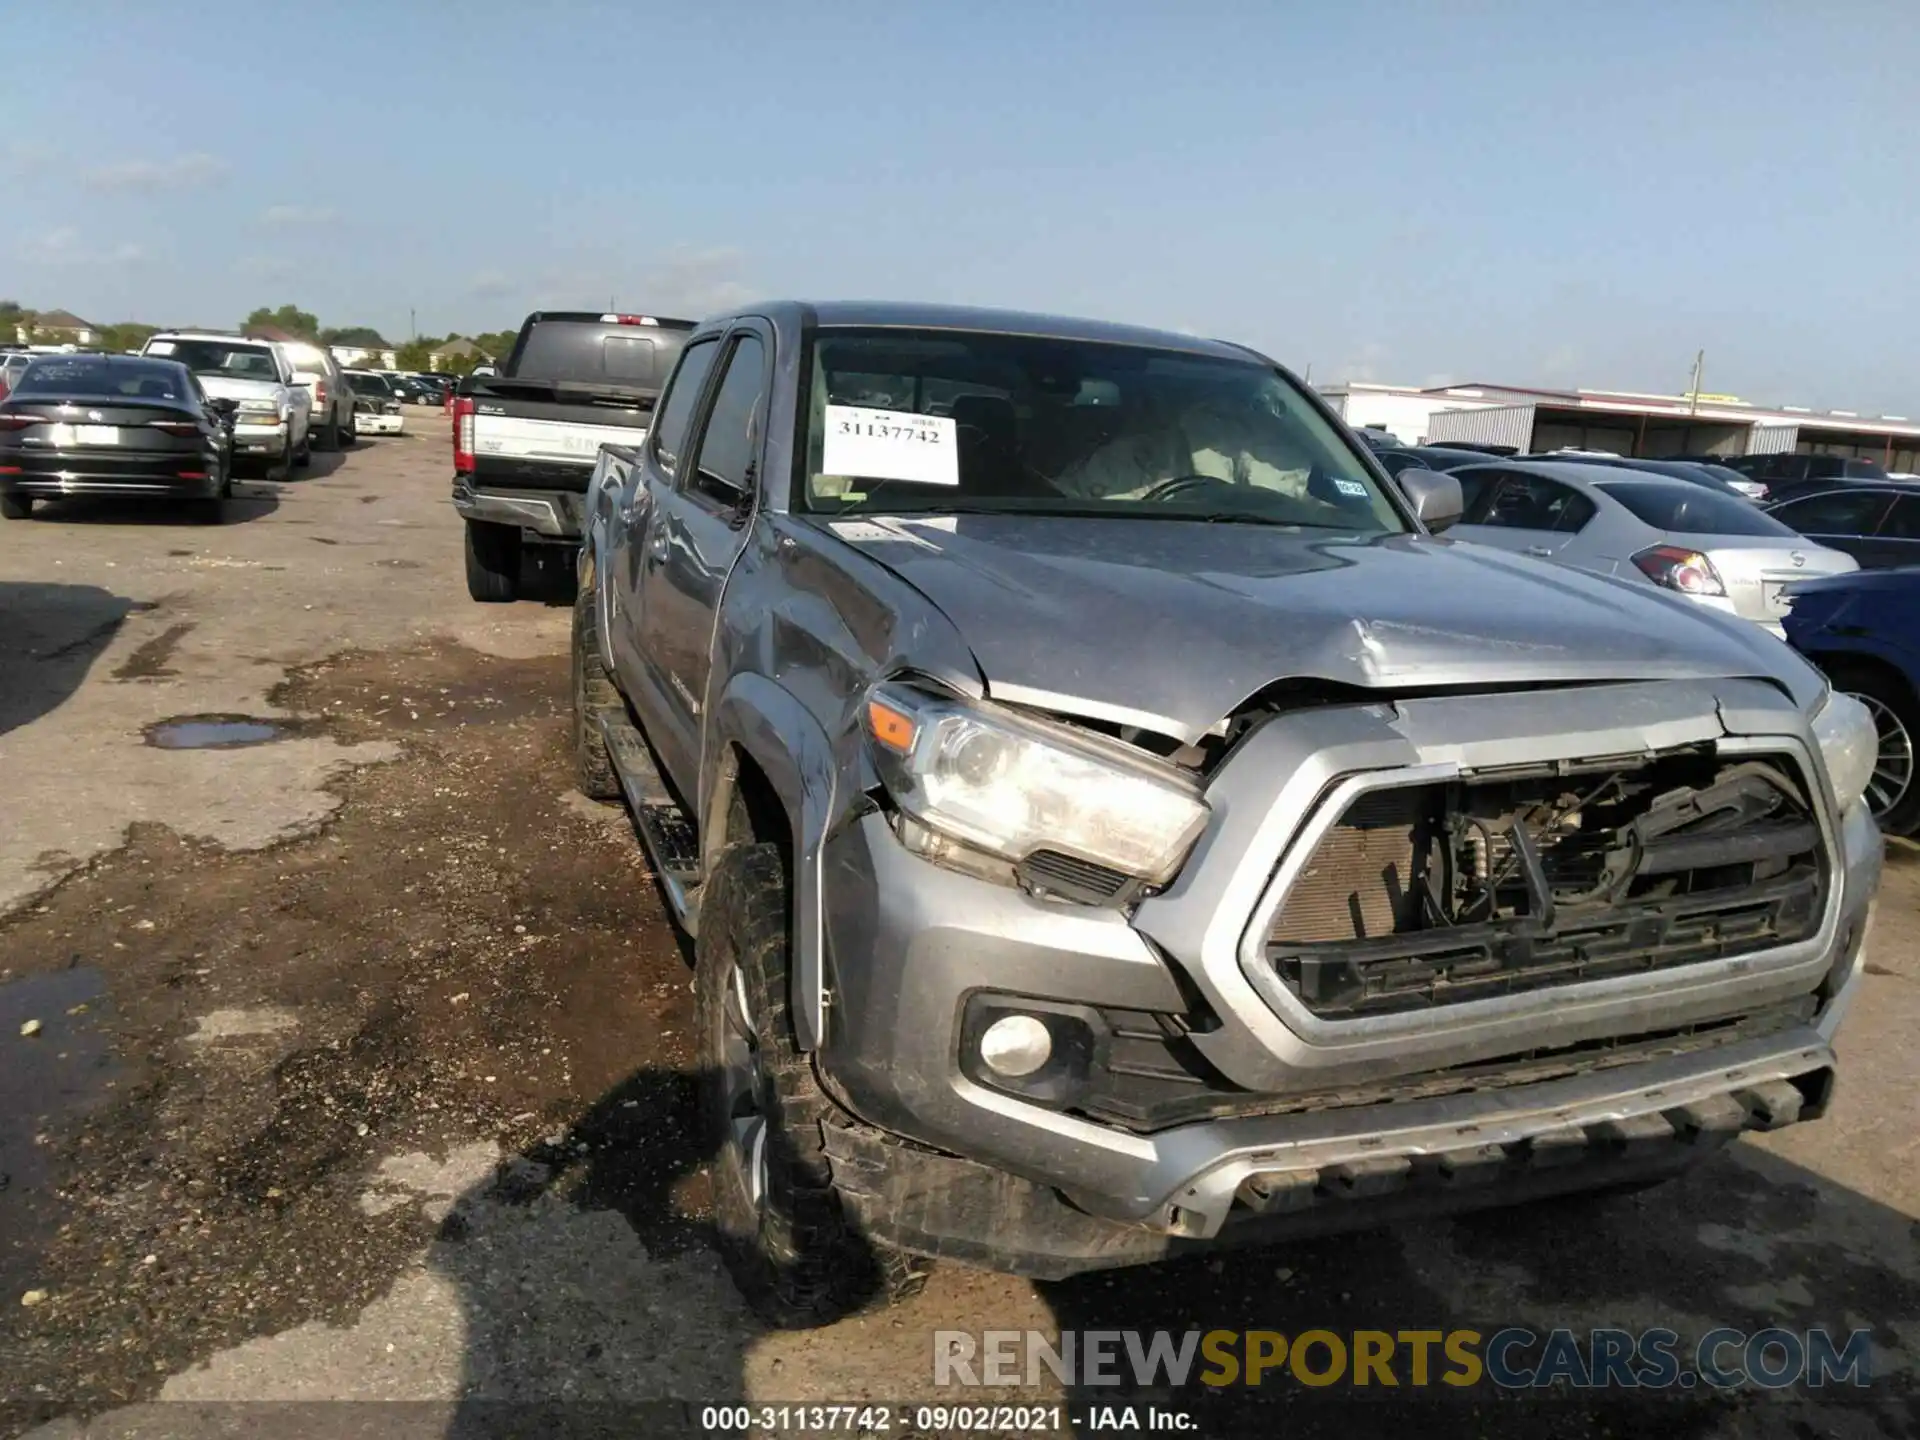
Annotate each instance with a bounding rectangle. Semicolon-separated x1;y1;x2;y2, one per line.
1851;690;1915;820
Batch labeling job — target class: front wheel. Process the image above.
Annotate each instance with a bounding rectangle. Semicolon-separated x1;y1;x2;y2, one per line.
1826;663;1920;834
464;518;519;602
570;574;621;800
696;843;930;1327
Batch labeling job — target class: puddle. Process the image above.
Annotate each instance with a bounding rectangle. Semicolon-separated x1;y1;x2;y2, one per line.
0;967;116;1300
145;715;290;750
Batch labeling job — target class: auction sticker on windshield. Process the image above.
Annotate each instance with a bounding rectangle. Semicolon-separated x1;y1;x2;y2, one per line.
822;405;958;486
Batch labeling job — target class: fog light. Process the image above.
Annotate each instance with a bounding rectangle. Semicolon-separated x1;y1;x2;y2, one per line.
978;1014;1052;1078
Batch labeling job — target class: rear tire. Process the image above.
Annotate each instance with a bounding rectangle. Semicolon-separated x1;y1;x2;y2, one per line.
0;493;32;520
339;407;357;446
293;428;312;468
697;843;931;1327
571;573;621;800
464;518;519;602
1823;661;1920;835
315;417;340;453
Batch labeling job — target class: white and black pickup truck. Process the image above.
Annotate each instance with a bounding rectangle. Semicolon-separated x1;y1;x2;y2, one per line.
452;310;694;601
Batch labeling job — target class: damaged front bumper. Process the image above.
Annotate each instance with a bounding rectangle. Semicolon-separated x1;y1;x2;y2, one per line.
813;678;1881;1275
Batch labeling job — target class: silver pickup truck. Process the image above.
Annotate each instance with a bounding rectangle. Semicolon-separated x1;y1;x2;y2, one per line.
575;301;1882;1326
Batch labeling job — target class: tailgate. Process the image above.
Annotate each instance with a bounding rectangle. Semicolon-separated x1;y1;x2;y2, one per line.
473;413;649;466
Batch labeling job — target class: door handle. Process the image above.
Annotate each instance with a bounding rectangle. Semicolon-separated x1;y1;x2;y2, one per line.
1525;545;1554;558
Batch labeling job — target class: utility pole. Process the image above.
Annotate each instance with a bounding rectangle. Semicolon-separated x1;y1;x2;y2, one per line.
1688;349;1704;417
409;307;416;341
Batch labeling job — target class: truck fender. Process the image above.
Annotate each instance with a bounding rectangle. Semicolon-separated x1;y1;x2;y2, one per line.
707;673;838;1052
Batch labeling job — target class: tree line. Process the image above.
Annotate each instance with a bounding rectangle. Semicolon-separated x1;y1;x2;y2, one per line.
1;299;513;377
242;305;515;375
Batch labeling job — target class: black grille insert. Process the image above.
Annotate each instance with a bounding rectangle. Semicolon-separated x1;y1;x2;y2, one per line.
1265;747;1827;1019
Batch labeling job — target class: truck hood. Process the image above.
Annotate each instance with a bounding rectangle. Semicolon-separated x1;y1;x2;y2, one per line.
195;375;285;403
820;514;1819;741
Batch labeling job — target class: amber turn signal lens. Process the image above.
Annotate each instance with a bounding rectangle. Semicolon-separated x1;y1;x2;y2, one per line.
866;698;918;753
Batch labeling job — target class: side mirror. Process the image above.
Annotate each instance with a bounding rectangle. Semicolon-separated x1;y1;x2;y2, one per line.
1397;466;1463;534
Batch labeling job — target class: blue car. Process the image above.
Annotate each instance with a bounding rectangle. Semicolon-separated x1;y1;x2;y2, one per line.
1783;567;1920;833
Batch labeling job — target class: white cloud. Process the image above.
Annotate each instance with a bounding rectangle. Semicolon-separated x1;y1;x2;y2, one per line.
22;227;80;262
18;228;144;267
1336;341;1392;384
467;270;514;300
81;152;227;192
239;254;297;282
259;203;337;227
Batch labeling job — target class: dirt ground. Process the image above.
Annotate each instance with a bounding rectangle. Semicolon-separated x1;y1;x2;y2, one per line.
0;421;1914;1440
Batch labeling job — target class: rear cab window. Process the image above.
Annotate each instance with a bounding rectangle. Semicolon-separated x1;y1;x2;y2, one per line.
1596;480;1797;537
508;314;695;392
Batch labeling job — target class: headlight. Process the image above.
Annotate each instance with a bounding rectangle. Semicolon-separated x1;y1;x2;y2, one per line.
236;398;280;418
1810;688;1877;817
863;684;1210;883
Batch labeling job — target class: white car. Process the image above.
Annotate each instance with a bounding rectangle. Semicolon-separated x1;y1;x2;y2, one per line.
345;371;406;436
140;333;313;472
280;341;356;452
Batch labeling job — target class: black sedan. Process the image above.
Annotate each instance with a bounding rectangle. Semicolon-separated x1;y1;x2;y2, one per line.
0;355;235;522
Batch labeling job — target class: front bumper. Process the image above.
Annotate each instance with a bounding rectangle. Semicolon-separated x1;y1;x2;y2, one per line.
814;679;1881;1270
451;475;583;542
354;410;405;435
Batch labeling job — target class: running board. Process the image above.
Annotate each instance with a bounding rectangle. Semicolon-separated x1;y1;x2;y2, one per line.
595;706;703;933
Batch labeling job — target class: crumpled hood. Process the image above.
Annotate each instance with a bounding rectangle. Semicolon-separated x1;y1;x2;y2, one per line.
820;514;1820;741
195;375;286;404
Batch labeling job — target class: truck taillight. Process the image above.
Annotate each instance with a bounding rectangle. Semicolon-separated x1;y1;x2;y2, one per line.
315;380;328;407
454;396;476;473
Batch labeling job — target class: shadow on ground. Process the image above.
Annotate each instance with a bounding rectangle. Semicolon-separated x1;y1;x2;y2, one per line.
12;485;278;527
0;581;141;734
420;1059;1918;1439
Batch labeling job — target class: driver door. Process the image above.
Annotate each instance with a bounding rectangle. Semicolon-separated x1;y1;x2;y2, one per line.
630;326;771;793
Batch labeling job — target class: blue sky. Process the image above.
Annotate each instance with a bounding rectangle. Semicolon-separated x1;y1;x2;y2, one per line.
6;1;1916;411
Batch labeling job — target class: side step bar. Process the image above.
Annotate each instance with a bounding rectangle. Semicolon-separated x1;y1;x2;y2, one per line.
595;706;703;933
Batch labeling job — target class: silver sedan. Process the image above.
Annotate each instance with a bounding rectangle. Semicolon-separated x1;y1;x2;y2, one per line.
1446;459;1856;634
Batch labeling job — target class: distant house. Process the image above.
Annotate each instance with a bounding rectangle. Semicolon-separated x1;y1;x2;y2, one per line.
17;308;97;345
327;334;398;370
428;336;492;369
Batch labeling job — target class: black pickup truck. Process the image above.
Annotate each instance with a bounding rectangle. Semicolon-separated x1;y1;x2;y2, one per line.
452;310;693;601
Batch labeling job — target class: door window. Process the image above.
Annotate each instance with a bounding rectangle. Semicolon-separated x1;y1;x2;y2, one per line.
1769;490;1892;537
1878;495;1920;540
650;339;720;480
686;335;767;506
1478;474;1595;533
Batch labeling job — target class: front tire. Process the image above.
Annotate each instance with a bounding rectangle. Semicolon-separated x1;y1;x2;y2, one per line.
293;427;312;468
1825;661;1920;834
696;843;931;1327
464;518;519;602
0;493;32;520
571;573;621;800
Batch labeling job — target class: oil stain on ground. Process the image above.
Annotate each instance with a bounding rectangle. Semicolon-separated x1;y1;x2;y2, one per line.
112;623;195;682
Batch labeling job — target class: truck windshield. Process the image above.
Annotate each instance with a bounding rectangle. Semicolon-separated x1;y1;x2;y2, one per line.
800;329;1406;532
148;340;281;381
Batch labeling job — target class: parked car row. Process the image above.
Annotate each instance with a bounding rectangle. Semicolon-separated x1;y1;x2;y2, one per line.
0;333;416;524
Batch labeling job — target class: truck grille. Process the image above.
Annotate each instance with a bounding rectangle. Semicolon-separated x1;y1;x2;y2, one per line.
1263;746;1827;1020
